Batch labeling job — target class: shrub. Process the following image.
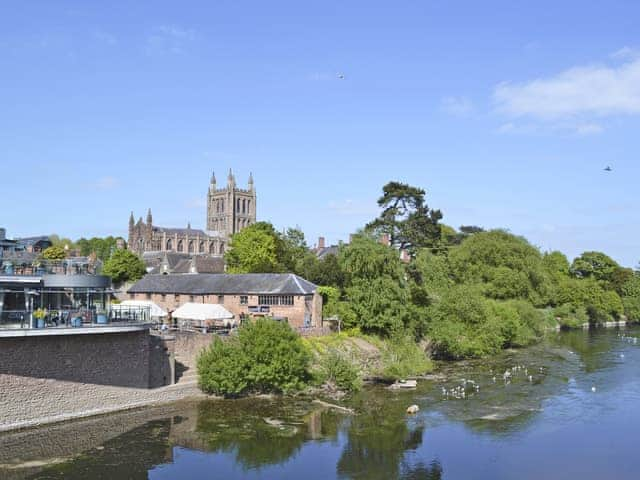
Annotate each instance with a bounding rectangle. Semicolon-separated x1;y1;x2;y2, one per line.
197;338;250;397
197;319;310;397
381;336;432;380
553;304;589;329
319;350;362;392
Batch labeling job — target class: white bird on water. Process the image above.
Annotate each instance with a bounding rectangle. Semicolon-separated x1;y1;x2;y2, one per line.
591;386;597;392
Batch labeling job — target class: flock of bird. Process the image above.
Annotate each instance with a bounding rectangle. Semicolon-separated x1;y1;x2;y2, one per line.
440;365;547;400
618;333;638;345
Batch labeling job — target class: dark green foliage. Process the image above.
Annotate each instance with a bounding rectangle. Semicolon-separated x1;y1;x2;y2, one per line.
319;350;362;391
366;181;442;254
102;249;146;283
553;304;589;329
197;319;310;397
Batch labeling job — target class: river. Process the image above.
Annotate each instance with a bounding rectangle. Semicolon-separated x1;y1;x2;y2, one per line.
2;326;639;479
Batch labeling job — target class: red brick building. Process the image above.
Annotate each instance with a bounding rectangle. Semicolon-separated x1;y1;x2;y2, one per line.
127;273;322;329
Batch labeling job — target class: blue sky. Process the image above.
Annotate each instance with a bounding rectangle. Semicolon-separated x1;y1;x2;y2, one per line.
1;1;639;266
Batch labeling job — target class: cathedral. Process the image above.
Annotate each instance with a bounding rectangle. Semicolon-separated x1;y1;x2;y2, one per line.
128;169;256;256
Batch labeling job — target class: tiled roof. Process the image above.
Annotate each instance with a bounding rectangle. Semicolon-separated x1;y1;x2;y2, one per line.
128;273;318;295
316;245;340;259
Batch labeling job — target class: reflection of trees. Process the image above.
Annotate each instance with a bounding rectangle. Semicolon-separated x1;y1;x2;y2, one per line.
336;390;433;479
552;329;618;373
194;399;343;471
401;460;443;480
31;419;173;480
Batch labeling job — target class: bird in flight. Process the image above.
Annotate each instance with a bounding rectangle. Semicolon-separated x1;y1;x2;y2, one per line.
337;73;345;80
604;166;612;172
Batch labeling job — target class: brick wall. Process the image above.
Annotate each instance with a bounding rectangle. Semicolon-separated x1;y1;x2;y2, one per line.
131;292;323;329
0;330;172;389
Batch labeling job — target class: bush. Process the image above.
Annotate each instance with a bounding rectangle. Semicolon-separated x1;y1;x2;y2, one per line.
197;338;250;397
319;350;362;392
553;304;589;329
381;336;432;380
197;319;310;397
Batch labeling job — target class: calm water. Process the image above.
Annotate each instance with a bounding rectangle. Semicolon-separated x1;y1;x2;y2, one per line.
2;326;640;479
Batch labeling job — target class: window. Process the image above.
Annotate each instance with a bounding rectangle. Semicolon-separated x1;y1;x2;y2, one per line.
177;240;183;252
174;294;180;303
189;295;195;302
145;293;152;300
217;295;224;304
161;294;166;301
166;239;172;250
188;241;194;253
240;295;248;305
258;295;294;306
199;241;205;253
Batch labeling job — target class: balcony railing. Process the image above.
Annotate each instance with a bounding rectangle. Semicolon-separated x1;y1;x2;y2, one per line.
0;259;99;276
0;306;153;330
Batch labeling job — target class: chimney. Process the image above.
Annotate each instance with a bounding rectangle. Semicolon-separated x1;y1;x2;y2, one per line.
380;233;391;246
317;236;325;250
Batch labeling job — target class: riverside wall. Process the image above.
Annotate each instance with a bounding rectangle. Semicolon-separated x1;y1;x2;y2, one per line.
0;328;205;432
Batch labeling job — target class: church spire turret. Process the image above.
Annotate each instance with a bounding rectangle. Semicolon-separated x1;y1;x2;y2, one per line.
146;208;153;226
129;211;135;229
210;170;216;187
227;168;235;187
248;172;254;190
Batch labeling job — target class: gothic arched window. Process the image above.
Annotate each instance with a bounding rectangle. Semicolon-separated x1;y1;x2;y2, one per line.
199;241;205;253
188;241;194;253
219;243;225;254
177;240;183;252
209;242;216;254
242;198;246;214
166;239;173;251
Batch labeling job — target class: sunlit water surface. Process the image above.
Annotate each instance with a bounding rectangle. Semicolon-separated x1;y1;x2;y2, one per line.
2;326;640;479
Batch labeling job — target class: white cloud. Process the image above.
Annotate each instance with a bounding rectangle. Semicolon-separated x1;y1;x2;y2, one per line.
146;25;196;55
185;198;207;209
441;96;474;117
496;121;603;136
494;55;640;120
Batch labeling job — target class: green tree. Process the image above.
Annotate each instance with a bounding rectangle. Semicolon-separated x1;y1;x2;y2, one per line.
225;224;281;273
448;230;551;305
366;181;442;254
42;245;67;260
570;251;620;282
102;249;146;283
338;234;403;282
343;277;410;335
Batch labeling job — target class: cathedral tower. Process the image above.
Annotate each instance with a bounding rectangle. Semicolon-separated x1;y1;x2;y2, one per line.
207;169;256;240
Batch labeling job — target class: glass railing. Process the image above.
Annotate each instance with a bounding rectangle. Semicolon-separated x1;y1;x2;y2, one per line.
0;306;153;330
0;259;99;276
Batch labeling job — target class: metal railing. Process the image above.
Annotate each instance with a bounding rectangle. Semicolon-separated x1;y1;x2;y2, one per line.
0;306;153;330
0;259;99;276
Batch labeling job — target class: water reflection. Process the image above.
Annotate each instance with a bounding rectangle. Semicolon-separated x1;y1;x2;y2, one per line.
2;326;637;479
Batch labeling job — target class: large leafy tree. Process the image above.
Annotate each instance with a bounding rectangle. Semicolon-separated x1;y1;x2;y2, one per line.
102;249;146;284
225;224;281;273
338;234;404;282
570;251;620;282
366;181;443;254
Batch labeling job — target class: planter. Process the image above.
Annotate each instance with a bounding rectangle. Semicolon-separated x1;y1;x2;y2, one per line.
71;317;83;328
96;314;108;324
36;318;45;329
